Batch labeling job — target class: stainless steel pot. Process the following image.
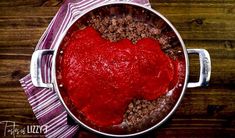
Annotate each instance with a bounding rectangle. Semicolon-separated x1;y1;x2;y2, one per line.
30;1;211;137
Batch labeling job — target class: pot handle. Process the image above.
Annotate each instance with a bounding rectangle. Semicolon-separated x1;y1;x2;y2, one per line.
30;49;54;88
187;49;211;88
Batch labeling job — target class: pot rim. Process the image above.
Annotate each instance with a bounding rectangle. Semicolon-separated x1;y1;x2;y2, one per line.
51;1;189;137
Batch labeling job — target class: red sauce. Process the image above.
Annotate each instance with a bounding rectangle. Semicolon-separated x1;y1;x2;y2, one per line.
60;27;179;127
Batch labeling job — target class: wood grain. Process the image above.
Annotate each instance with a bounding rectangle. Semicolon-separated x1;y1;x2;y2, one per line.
1;3;235;40
0;0;63;7
0;0;234;137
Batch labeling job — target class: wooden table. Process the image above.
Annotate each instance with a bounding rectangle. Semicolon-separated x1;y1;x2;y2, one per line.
0;0;234;137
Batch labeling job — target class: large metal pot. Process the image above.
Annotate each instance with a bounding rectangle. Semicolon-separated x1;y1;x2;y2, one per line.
30;1;211;137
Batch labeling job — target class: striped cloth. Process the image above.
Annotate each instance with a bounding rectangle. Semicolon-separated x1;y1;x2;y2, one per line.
20;0;150;137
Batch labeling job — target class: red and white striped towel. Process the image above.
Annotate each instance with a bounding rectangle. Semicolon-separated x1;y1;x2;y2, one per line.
20;0;150;137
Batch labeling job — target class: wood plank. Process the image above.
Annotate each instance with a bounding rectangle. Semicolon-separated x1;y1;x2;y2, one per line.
0;100;30;109
0;7;58;17
180;31;235;40
154;127;235;138
175;87;235;118
0;115;37;122
0;87;25;92
0;3;235;40
0;92;30;109
0;59;30;87
150;0;235;3
0;108;35;116
0;3;235;36
77;127;235;138
169;118;229;127
0;17;52;29
2;2;231;16
0;0;235;7
151;3;235;40
0;28;45;41
0;0;63;7
152;4;235;16
185;40;235;59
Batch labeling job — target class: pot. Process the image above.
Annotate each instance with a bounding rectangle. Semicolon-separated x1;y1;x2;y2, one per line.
30;1;211;137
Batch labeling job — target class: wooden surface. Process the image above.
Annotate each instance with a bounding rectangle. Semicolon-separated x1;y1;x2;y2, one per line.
0;0;235;137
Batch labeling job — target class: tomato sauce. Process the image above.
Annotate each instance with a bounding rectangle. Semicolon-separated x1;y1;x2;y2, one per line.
58;27;180;127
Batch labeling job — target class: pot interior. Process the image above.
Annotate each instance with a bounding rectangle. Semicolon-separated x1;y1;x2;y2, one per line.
55;3;186;136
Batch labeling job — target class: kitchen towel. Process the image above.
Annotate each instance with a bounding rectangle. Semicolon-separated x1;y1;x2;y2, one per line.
20;0;150;137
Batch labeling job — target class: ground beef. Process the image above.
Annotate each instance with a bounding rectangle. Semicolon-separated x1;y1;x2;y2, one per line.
81;10;183;60
122;94;176;132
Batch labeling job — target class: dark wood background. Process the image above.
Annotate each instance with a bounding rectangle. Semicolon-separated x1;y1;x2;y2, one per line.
0;0;235;137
